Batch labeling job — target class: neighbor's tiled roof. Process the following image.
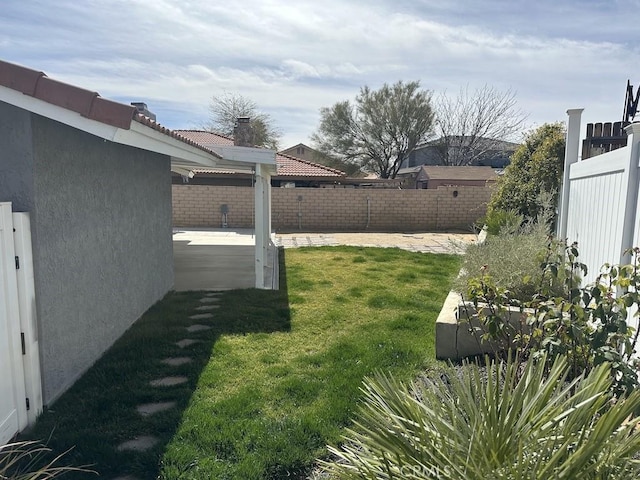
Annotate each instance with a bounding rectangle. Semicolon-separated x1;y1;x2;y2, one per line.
176;130;345;178
420;166;498;181
0;59;222;158
276;152;344;178
173;130;234;147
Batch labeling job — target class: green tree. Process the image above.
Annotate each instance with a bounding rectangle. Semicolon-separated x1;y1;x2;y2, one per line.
311;81;435;179
204;92;281;150
488;122;565;219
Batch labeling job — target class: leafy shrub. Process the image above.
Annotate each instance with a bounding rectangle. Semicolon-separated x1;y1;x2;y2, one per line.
466;243;640;397
479;208;524;236
321;354;640;479
488;122;565;220
455;220;564;302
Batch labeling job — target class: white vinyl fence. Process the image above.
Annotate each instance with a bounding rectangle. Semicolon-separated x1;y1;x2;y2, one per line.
559;119;640;283
0;202;42;446
558;113;640;335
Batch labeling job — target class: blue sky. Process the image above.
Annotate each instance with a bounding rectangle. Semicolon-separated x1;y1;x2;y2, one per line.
2;0;639;149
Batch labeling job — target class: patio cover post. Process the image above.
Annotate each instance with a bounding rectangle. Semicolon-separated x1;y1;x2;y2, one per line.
254;164;270;288
557;108;583;240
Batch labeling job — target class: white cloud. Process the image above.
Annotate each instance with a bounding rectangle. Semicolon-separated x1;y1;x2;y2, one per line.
2;0;639;147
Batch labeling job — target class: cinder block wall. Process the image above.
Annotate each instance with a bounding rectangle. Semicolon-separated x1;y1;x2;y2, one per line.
172;185;492;232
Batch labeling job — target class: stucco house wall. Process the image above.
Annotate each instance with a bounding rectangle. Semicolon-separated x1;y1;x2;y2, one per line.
0;101;173;404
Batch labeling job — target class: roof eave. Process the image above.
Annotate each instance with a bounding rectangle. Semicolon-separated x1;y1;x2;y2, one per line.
0;84;222;169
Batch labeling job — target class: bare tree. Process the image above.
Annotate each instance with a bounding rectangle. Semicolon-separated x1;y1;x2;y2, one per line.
204;92;281;150
312;80;434;179
433;85;528;166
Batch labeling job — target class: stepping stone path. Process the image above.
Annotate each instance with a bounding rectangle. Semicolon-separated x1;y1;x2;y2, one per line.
117;435;159;452
186;324;212;333
176;339;199;348
200;297;221;303
161;356;192;366
137;401;177;417
115;295;227;476
195;304;219;311
150;376;188;387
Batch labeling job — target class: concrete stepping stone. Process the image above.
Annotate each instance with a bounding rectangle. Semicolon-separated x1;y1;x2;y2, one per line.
200;297;221;303
111;475;141;480
161;356;192;366
186;324;212;333
150;376;188;387
204;291;222;296
190;313;214;320
195;305;219;311
136;401;176;417
116;435;159;452
176;339;199;348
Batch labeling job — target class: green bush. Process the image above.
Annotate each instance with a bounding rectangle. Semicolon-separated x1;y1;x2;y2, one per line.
488;122;565;220
466;243;640;397
321;354;640;479
479;208;524;236
455;220;564;302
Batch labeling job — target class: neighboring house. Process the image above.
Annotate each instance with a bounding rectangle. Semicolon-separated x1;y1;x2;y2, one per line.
0;58;275;432
280;142;365;177
279;143;319;163
396;166;498;189
174;131;346;187
402;137;518;168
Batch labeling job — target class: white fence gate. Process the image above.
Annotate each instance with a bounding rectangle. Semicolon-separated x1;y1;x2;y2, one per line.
558;113;640;334
0;202;42;446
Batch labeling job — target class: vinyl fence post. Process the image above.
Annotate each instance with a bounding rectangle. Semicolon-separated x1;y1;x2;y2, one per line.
558;108;584;240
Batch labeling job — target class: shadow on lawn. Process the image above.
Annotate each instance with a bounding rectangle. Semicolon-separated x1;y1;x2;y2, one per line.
18;249;291;480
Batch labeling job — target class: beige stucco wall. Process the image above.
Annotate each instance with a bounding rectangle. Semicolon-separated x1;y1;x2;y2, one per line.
173;185;491;232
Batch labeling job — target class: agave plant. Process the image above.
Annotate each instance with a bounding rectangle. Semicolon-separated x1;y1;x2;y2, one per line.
321;354;640;479
0;440;94;479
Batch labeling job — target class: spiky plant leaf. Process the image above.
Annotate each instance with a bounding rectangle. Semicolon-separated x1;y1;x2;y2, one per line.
322;354;640;479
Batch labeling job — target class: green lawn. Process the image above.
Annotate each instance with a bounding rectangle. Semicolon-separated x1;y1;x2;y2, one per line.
20;247;459;479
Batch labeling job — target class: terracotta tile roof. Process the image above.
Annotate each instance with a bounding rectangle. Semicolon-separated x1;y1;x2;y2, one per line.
275;152;344;178
176;130;345;178
0;59;222;158
173;130;235;146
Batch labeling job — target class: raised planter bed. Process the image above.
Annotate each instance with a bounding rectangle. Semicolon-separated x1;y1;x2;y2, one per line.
435;291;529;360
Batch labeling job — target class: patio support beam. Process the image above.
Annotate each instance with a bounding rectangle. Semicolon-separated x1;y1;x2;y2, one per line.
254;164;271;289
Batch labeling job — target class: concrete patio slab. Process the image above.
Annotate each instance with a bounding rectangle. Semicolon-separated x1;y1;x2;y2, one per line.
173;228;475;292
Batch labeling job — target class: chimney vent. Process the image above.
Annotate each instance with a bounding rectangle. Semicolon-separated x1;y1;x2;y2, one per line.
131;102;156;121
233;117;254;146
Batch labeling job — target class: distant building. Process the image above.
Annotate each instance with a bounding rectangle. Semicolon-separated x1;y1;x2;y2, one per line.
401;137;519;169
396;165;498;189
